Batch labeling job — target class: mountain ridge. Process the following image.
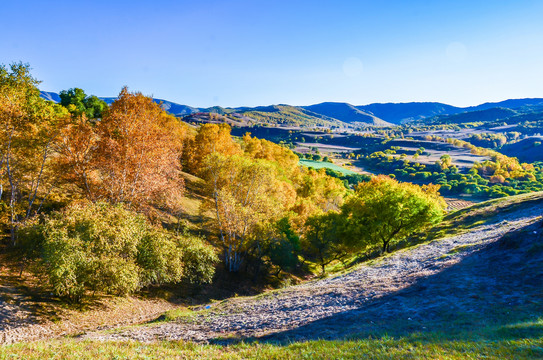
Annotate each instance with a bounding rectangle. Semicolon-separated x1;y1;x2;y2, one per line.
39;91;543;126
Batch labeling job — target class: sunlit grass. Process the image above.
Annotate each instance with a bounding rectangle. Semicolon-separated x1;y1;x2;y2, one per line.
2;336;542;359
299;159;358;175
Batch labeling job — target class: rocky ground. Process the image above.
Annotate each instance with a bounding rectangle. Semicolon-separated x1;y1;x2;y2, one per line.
0;289;176;344
80;201;543;343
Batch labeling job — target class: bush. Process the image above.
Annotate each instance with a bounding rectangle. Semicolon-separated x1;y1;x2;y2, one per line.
178;235;218;284
20;202;217;302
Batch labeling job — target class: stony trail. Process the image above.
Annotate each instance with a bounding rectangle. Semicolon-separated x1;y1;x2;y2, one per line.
81;202;543;343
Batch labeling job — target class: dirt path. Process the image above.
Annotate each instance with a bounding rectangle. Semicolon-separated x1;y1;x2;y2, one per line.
81;203;543;343
0;294;177;345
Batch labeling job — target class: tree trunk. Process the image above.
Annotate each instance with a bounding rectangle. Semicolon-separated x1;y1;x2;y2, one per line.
382;239;390;254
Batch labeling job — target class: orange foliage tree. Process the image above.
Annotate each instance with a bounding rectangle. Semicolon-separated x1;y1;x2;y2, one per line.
89;88;186;210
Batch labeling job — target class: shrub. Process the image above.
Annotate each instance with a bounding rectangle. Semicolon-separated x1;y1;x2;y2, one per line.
178;235;218;284
20;201;217;302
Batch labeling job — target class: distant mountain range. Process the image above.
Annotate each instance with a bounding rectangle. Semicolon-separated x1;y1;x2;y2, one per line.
39;91;543;127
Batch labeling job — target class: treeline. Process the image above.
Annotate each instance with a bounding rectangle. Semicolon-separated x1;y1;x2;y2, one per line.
357;133;542;198
0;63;446;302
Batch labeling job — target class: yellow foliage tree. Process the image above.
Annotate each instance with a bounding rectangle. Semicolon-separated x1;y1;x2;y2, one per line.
183;123;241;174
0;63;69;244
200;152;295;272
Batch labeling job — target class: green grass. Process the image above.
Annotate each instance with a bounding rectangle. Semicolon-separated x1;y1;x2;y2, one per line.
299;159;358;175
412;191;543;244
2;336;542;359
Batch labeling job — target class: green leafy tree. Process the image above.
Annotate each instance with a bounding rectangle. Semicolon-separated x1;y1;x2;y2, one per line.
302;211;349;274
59;88;107;119
342;175;446;253
249;217;301;276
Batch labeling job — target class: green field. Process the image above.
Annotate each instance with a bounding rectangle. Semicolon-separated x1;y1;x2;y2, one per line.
299;159;358;175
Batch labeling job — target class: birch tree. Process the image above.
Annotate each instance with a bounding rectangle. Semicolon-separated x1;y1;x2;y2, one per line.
0;63;68;245
92;87;186;210
201;153;295;272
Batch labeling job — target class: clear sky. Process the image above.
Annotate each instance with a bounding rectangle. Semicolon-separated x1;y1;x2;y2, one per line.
2;0;543;108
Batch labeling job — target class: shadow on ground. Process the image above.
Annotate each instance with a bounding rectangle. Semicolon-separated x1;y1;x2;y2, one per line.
216;219;543;345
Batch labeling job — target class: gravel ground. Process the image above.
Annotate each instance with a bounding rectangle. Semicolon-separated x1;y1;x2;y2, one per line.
0;296;176;345
81;203;543;343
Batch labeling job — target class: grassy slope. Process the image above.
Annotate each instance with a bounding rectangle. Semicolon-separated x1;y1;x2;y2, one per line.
241;105;345;127
2;193;543;359
501;136;543;163
2;337;541;359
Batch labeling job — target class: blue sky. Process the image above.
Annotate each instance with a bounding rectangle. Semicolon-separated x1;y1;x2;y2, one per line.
2;1;543;107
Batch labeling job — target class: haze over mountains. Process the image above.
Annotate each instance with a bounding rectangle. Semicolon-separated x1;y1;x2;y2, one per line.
39;91;543;127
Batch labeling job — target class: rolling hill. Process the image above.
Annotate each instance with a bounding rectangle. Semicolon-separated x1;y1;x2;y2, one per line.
355;98;543;124
39;91;61;103
501;136;543;163
467;98;543;112
427;107;519;124
303;102;391;126
238;104;348;127
358;102;463;123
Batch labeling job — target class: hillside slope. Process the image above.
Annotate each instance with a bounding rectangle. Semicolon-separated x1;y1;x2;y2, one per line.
303;102;391;126
501;137;543;163
358;102;463;124
81;193;543;343
239;105;347;127
468;98;543;112
427;107;519;124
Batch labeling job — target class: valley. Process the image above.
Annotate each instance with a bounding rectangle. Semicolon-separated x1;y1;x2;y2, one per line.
1;79;542;359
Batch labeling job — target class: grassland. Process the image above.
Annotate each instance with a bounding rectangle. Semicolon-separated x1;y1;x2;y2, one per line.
299;159;358;175
2;336;542;359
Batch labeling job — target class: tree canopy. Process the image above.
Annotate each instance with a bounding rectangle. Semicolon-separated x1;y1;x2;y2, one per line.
59;87;107;119
342;175;446;253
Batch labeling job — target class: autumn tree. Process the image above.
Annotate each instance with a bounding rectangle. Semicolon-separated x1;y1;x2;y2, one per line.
91;87;186;210
53;116;97;200
200;152;295;272
242;133;299;172
342;176;446;253
0;62;69;244
183;123;241;174
290;167;347;229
